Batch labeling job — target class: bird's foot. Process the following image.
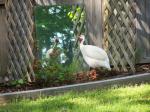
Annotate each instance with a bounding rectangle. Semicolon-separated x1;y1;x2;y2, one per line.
88;69;97;80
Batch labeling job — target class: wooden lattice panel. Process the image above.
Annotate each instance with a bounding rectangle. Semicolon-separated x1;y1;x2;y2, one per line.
103;0;136;72
71;4;87;68
5;0;35;82
72;5;86;36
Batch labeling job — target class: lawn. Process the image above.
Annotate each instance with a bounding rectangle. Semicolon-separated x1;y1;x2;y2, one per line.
0;84;150;112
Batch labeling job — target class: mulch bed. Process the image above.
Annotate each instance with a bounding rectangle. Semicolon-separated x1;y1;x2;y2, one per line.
0;64;150;93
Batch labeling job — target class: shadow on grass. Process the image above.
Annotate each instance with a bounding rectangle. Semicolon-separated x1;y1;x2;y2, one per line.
1;85;150;112
129;99;150;105
0;97;76;112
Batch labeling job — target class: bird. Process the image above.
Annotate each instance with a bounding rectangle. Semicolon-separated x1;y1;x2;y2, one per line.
46;37;59;59
78;35;111;70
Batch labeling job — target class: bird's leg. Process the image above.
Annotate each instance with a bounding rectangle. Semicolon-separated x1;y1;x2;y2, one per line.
93;68;97;75
89;67;97;80
89;67;97;74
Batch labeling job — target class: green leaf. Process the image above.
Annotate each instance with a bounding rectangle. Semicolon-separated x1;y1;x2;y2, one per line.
17;79;24;85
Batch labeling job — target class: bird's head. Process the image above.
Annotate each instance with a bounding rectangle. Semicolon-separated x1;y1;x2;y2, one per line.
53;36;59;44
75;34;85;47
78;34;85;43
55;38;59;43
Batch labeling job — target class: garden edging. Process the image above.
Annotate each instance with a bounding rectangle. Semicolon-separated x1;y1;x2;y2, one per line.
0;73;150;104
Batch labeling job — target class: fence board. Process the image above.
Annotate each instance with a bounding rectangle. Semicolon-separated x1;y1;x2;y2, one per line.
135;0;150;63
146;0;150;57
0;0;4;5
1;0;150;83
84;0;103;47
0;8;8;79
35;0;83;5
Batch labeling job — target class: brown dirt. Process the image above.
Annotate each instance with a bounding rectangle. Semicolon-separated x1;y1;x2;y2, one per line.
0;64;150;93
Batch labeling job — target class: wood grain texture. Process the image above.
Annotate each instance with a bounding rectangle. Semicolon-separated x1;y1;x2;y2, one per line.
0;8;8;77
84;0;103;47
135;0;150;63
4;0;35;82
35;0;83;5
0;0;4;5
103;0;136;72
1;0;150;83
145;0;150;57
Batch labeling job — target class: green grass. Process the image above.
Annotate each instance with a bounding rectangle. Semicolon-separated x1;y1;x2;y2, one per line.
1;84;150;112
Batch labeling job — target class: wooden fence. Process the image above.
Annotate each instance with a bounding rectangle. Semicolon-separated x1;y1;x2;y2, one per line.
103;0;150;71
4;0;35;82
135;0;150;63
103;0;136;72
0;6;8;81
0;0;150;83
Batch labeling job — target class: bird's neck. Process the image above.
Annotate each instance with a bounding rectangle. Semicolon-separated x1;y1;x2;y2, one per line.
80;40;84;45
52;43;57;49
80;41;84;49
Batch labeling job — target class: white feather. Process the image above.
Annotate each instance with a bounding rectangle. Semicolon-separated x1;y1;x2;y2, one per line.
79;35;111;70
46;49;53;59
46;38;59;59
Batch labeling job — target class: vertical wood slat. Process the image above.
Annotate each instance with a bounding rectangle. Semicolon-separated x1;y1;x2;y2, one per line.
0;7;8;78
35;0;83;5
84;0;103;47
0;0;4;5
146;0;150;57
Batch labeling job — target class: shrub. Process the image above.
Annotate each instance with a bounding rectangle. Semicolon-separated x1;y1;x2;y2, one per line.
35;57;80;86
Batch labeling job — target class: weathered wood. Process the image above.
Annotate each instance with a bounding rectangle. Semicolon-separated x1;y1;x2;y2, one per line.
1;0;149;83
107;33;127;71
0;8;8;77
84;0;103;47
0;0;4;5
103;0;136;72
146;0;150;58
106;3;135;71
5;0;35;82
5;1;30;81
135;0;150;63
35;0;83;5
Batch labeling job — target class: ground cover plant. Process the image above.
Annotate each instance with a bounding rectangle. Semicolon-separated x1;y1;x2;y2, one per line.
0;84;150;112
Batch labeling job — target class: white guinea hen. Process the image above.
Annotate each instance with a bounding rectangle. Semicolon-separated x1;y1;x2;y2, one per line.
46;38;59;59
78;35;111;70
